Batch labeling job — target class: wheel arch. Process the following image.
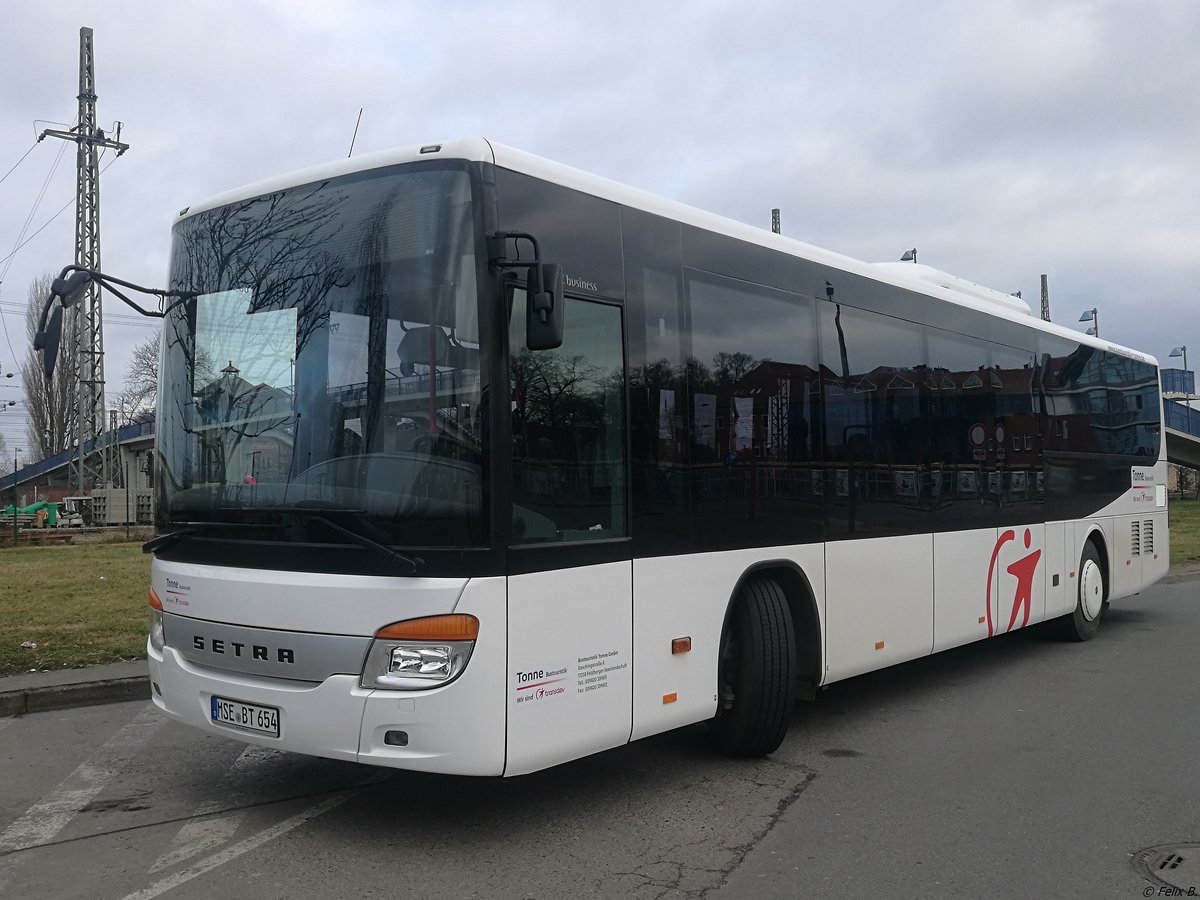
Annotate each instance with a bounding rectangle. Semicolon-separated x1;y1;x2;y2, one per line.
724;560;822;700
1080;525;1110;596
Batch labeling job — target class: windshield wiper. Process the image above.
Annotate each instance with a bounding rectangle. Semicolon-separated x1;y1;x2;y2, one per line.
143;521;276;554
145;510;424;575
243;506;424;575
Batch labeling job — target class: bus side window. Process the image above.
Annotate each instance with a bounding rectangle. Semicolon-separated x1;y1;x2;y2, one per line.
509;296;627;543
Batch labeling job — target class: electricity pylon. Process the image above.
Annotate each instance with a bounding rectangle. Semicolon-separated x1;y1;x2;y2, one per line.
39;26;128;493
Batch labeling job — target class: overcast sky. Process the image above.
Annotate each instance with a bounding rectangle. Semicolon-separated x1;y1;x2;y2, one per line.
1;0;1197;455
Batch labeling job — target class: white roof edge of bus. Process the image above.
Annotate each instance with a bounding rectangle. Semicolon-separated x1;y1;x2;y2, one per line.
869;262;1032;315
176;137;497;221
176;137;1156;367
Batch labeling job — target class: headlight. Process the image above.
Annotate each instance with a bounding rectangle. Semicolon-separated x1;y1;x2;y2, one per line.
360;614;478;691
148;588;165;653
149;610;165;653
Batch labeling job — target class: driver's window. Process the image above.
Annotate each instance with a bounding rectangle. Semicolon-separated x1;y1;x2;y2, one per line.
510;295;627;543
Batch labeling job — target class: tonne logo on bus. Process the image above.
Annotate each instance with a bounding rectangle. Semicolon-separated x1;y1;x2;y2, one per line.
513;666;568;704
984;528;1042;637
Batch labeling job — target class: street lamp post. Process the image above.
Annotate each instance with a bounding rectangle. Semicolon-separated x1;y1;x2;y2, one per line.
1079;307;1099;337
1170;346;1190;401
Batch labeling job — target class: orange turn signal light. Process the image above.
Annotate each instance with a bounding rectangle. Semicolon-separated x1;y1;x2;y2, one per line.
671;637;691;655
148;588;163;611
375;614;479;642
662;692;677;704
874;640;885;650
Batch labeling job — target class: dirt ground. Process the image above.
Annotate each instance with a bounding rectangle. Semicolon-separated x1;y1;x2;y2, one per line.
1162;558;1200;584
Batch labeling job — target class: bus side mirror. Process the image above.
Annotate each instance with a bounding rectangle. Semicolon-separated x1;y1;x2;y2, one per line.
34;306;64;379
526;263;564;351
34;267;92;380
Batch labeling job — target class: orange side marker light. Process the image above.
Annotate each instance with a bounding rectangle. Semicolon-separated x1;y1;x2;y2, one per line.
874;640;885;650
671;637;691;655
662;693;677;704
374;614;479;641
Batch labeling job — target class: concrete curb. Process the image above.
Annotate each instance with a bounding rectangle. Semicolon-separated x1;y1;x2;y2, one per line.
0;660;152;718
0;675;151;717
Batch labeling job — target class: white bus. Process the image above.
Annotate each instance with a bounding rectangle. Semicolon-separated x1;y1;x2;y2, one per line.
133;138;1166;776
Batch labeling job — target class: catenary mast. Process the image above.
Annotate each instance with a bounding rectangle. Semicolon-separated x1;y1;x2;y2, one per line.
39;26;128;493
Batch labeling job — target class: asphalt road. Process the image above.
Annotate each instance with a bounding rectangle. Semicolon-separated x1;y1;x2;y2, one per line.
0;579;1196;899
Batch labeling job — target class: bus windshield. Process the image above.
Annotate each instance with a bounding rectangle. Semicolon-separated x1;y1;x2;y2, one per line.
156;163;487;550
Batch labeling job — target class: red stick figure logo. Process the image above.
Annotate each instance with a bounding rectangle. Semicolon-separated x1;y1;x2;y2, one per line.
985;528;1042;637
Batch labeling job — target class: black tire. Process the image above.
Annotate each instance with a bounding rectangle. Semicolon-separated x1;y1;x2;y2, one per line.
712;574;796;756
1054;541;1105;641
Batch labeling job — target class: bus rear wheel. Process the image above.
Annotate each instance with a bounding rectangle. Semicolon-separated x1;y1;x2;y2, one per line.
713;574;796;756
1055;542;1105;642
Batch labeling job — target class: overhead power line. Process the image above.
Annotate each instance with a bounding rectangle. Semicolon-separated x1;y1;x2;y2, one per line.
0;139;69;363
0;155;119;273
0;141;40;190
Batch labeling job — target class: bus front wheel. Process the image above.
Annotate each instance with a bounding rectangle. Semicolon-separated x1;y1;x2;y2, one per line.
1055;542;1106;642
713;574;796;756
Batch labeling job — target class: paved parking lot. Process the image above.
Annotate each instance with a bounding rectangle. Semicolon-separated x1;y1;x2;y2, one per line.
1;578;1196;899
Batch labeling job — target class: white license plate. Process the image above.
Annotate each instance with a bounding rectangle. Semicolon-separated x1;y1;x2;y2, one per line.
210;695;280;737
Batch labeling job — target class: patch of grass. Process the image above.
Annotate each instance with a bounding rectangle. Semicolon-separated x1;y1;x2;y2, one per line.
1169;498;1200;563
0;542;151;675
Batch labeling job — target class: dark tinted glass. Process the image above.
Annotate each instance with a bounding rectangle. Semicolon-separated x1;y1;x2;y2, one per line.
509;296;627;543
624;211;689;555
686;271;821;549
1036;334;1161;510
817;301;929;537
494;169;624;300
925;328;991;525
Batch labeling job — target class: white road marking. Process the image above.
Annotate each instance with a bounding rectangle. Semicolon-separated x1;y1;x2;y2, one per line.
120;789;359;900
0;704;164;892
0;705;163;854
148;745;284;873
148;812;245;875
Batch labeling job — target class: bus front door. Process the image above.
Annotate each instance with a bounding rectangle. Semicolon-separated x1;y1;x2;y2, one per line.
504;295;633;776
505;562;633;776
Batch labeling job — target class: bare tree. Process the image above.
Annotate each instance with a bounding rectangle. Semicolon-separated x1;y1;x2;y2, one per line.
22;274;78;462
113;335;159;425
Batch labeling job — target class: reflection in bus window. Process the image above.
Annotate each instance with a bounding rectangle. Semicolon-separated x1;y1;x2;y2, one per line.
509;296;627;543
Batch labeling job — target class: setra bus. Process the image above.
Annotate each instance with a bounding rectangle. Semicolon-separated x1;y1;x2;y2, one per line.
40;138;1167;776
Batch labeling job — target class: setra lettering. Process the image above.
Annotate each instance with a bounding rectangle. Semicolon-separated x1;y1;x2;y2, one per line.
192;636;295;664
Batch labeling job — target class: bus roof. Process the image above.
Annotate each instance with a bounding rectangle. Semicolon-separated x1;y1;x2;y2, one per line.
176;137;1157;368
